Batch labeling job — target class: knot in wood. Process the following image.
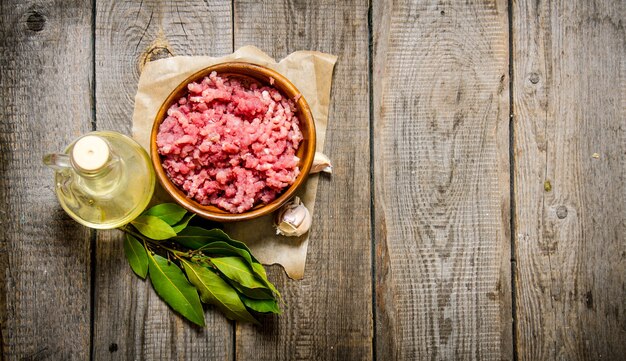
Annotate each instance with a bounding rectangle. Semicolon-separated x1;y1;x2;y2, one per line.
145;46;173;63
529;72;540;84
26;11;45;32
556;206;568;219
139;45;174;73
585;291;593;309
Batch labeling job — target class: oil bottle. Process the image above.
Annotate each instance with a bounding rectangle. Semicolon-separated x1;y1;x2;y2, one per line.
43;131;155;229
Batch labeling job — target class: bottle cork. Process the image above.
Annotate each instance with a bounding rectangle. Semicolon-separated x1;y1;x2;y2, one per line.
72;135;110;172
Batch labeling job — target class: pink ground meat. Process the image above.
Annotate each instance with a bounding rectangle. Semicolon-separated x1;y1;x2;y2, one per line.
157;71;303;213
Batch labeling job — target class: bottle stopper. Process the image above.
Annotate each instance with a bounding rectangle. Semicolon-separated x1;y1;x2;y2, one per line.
72;135;110;172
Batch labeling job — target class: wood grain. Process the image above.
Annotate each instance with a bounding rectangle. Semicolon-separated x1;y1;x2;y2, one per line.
92;1;234;360
512;0;626;359
2;1;625;359
233;1;373;360
0;0;93;359
373;1;512;359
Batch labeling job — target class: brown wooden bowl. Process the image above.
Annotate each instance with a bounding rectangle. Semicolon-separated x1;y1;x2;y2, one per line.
150;62;316;222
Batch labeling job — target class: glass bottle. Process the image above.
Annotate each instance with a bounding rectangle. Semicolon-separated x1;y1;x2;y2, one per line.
43;131;155;229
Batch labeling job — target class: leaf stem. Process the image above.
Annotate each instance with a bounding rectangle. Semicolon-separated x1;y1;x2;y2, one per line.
119;225;147;242
119;225;194;261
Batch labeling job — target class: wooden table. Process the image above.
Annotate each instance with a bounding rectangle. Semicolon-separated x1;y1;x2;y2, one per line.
1;1;624;360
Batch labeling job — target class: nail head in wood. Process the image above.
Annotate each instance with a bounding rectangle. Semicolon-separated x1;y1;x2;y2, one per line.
26;11;45;32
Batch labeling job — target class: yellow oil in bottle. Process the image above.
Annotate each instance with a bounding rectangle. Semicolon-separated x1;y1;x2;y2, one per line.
46;131;155;229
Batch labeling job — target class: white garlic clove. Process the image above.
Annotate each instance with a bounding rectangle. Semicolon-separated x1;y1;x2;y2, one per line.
275;196;312;237
310;152;332;174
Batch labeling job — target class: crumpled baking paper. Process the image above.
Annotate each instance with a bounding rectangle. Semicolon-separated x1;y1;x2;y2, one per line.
132;45;337;279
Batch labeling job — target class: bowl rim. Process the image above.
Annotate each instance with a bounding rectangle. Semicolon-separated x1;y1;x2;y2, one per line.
150;61;316;222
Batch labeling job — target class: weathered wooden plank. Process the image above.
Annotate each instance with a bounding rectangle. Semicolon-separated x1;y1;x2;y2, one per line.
373;1;512;359
92;1;233;360
512;1;626;359
0;0;93;359
233;1;372;360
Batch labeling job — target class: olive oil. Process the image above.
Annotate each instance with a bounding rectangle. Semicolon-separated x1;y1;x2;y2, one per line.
44;131;155;229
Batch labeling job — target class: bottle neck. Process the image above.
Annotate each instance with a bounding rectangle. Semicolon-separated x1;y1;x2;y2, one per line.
73;152;123;195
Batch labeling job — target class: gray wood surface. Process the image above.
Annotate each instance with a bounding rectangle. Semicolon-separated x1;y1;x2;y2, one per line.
1;0;625;360
372;1;512;359
233;1;373;360
91;1;234;360
0;0;93;360
512;0;626;360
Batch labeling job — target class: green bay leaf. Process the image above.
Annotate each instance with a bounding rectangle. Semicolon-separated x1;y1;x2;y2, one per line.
143;203;187;225
206;232;280;297
211;257;267;290
132;215;177;240
251;263;280;298
174;228;280;298
174;228;258;260
148;253;205;327
123;234;148;279
181;260;259;325
172;213;195;233
198;242;258;267
240;295;281;314
173;227;226;249
230;282;275;300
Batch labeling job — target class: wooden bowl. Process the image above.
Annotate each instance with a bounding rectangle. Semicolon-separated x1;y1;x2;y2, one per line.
150;62;316;222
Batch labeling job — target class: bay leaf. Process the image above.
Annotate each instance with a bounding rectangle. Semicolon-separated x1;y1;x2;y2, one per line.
203;231;279;297
209;229;261;262
211;257;267;290
132;215;177;240
174;227;280;298
251;263;280;297
123;234;148;279
172;213;195;233
230;282;275;300
240;295;281;314
148;253;205;327
174;228;258;260
181;260;259;325
173;227;226;249
143;203;187;225
198;241;258;267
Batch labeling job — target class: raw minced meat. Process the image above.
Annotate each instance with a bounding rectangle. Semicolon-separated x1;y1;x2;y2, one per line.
156;71;303;213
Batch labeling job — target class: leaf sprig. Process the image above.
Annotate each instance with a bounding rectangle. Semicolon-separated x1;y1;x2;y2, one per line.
120;203;281;326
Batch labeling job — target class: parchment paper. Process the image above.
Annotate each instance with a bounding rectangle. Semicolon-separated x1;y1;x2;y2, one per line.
132;46;337;280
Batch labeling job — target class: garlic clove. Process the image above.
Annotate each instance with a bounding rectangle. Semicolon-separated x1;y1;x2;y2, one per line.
276;221;298;235
274;196;312;237
310;152;332;174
